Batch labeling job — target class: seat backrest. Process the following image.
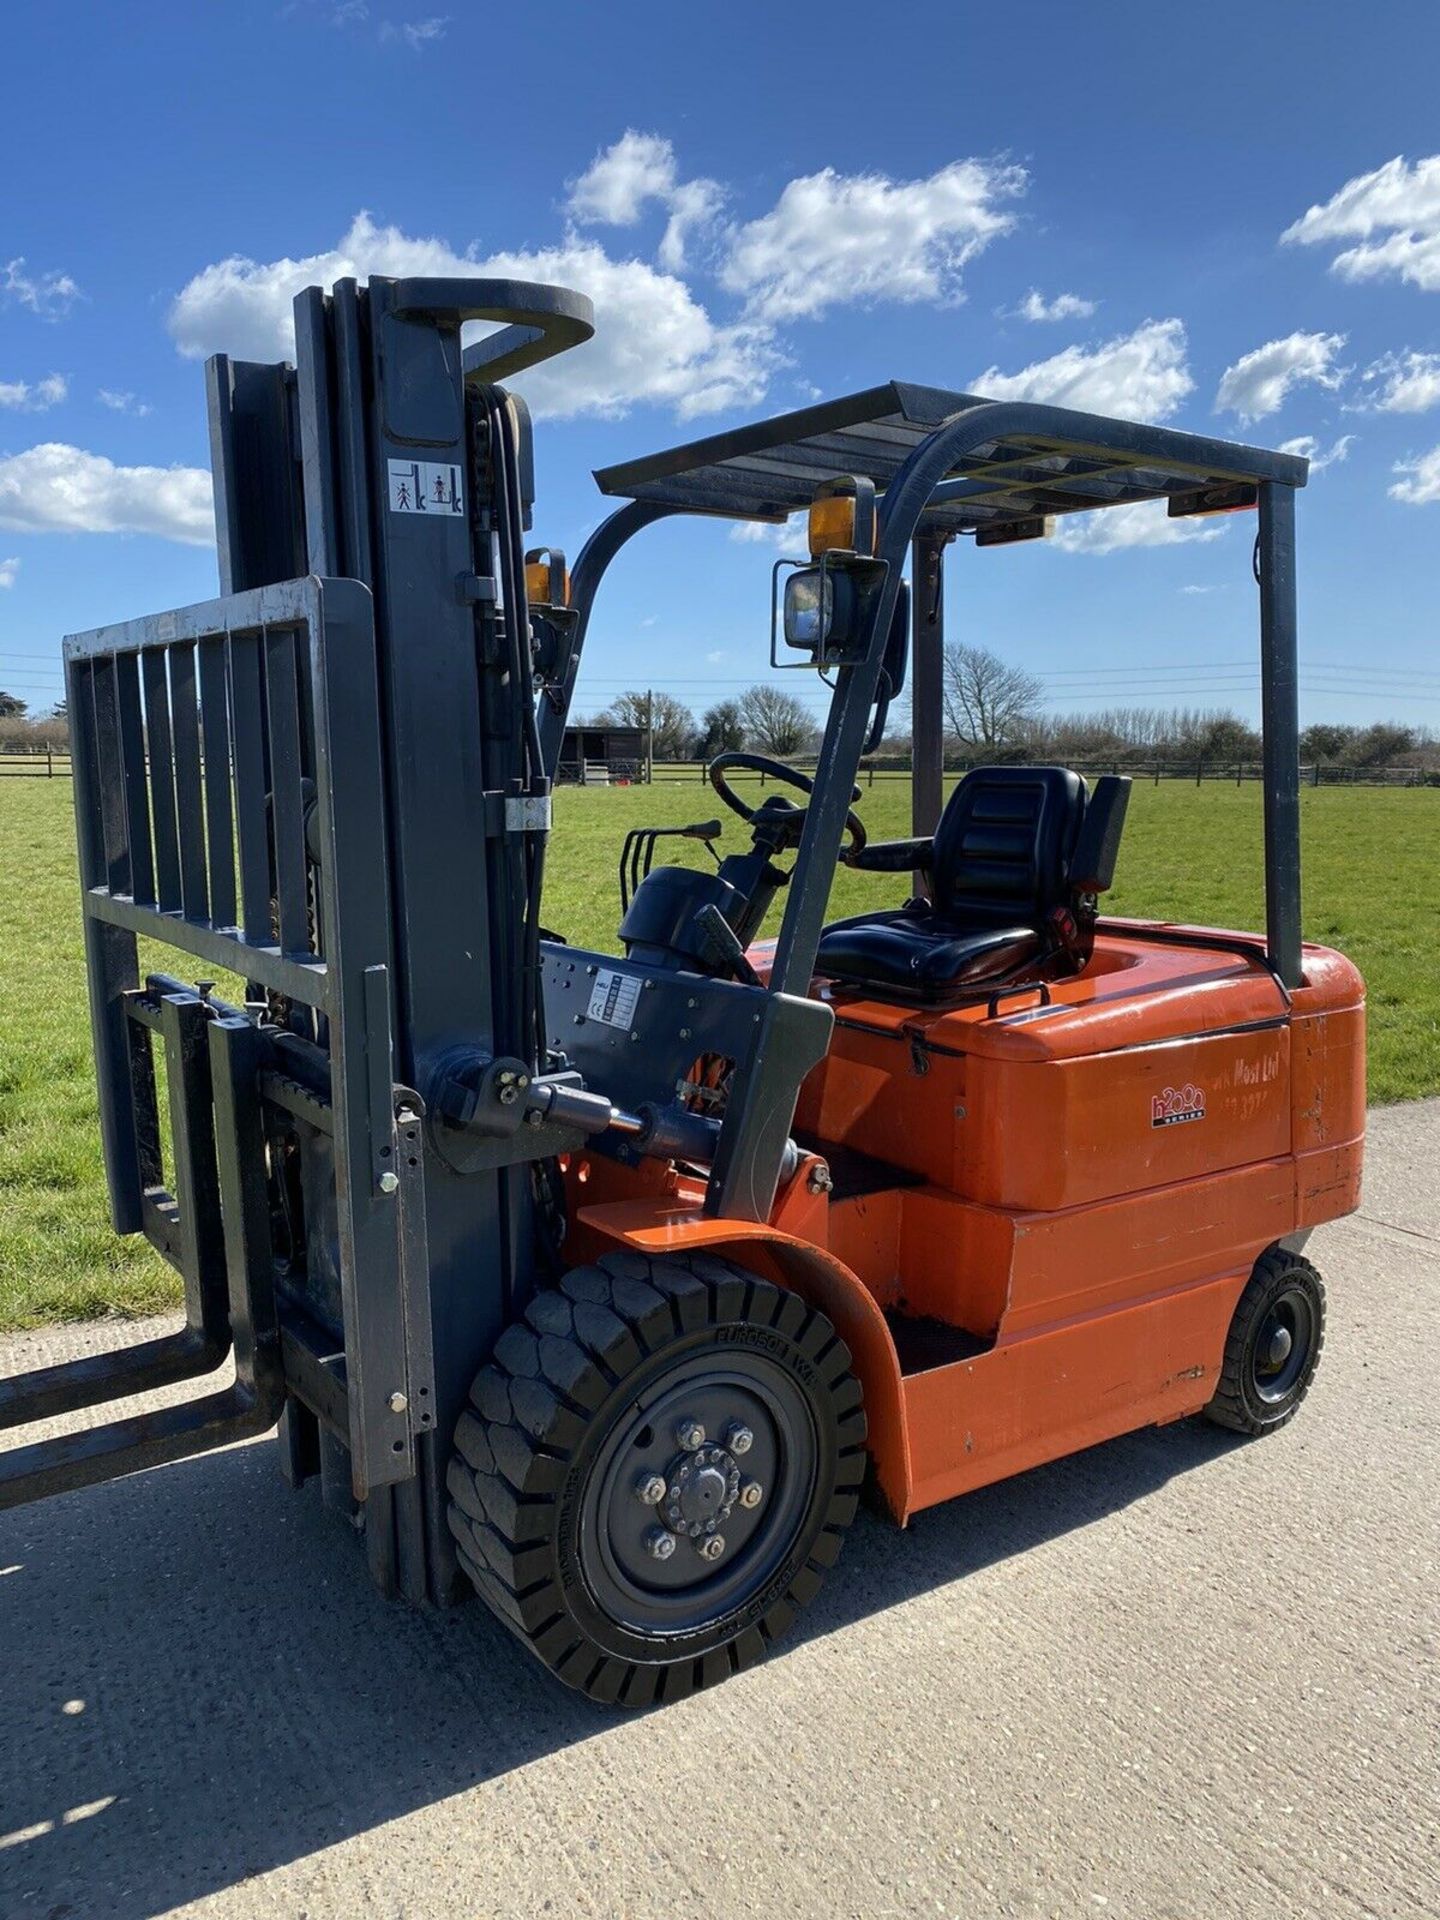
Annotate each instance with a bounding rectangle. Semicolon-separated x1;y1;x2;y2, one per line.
930;765;1087;927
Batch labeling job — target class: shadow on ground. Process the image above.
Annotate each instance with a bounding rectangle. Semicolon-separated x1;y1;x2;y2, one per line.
0;1414;1233;1918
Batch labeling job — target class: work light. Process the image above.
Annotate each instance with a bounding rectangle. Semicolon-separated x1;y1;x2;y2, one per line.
783;566;838;649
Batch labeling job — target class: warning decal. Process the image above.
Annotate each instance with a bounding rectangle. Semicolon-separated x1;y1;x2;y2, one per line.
387;459;465;517
587;968;642;1030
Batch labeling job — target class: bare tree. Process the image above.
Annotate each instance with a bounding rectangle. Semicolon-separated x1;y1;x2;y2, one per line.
737;684;815;758
597;689;696;761
941;644;1043;751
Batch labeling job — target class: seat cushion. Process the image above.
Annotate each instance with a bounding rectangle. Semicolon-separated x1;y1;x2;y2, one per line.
816;907;1041;993
815;766;1085;1001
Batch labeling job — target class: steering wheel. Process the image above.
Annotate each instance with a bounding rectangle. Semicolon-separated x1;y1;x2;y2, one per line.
708;751;867;858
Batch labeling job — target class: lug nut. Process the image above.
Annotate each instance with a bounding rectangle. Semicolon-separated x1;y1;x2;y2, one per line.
635;1472;667;1506
676;1419;706;1451
645;1528;677;1561
697;1534;727;1562
739;1479;763;1509
725;1422;754;1456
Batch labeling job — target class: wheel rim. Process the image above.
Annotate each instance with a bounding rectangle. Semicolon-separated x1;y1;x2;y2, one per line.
579;1351;820;1637
1250;1285;1315;1404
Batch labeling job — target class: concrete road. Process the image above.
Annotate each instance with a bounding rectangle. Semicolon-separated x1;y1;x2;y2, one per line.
2;1102;1436;1920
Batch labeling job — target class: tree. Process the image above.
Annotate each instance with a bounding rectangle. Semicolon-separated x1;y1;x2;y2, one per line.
738;683;815;758
696;699;746;759
1347;722;1415;768
0;691;27;720
1171;707;1261;764
941;644;1042;751
597;689;696;761
1300;722;1354;764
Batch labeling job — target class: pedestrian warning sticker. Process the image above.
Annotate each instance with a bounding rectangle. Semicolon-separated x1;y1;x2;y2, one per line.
587;968;642;1031
387;459;465;517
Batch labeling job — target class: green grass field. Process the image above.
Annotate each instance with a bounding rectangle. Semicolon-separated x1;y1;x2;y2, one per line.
1;774;1435;1330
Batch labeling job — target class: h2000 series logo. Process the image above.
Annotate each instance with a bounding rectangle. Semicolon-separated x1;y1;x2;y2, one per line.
1151;1082;1206;1128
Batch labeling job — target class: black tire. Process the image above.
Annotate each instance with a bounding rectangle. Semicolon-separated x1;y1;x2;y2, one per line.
447;1250;866;1706
1205;1247;1326;1435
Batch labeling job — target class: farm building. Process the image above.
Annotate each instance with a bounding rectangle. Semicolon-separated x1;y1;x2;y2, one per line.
557;723;647;783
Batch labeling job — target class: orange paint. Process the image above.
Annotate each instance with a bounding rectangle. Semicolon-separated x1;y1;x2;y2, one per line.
569;924;1365;1524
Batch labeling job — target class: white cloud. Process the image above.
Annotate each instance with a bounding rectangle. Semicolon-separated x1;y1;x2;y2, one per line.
721;159;1026;323
973;319;1192;422
96;388;153;417
567;133;724;273
1282;154;1440;292
568;131;678;226
1360;349;1440;413
0;556;18;588
379;15;449;48
1180;583;1217;594
1015;289;1096;322
0;444;213;544
728;515;800;549
1277;433;1355;473
1050;500;1225;555
1390;445;1440;505
168;212;773;421
658;178;725;274
0;374;67;412
2;259;81;320
705;649;728;664
1214;331;1347;423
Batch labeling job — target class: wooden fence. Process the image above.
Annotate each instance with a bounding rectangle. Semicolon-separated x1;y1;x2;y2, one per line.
5;750;1433;789
645;758;1438;790
0;751;71;778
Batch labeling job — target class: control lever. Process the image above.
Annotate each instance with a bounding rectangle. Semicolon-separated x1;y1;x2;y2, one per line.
693;904;762;986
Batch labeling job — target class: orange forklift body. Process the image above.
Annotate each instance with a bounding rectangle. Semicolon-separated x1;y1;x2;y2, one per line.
566;926;1364;1522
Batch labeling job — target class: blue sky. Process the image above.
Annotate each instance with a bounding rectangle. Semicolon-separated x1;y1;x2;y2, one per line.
2;1;1438;733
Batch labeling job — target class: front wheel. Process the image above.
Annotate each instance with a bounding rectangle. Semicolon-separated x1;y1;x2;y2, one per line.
447;1251;866;1706
1205;1247;1326;1435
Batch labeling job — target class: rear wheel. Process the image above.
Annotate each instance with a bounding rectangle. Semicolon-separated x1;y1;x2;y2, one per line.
1205;1247;1325;1435
447;1251;866;1705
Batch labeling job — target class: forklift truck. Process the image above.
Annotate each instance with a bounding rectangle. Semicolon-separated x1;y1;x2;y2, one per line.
0;275;1365;1706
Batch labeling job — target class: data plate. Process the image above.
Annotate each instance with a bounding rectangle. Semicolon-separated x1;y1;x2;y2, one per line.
587;967;642;1030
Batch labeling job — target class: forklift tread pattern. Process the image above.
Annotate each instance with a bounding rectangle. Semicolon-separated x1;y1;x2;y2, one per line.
1204;1248;1327;1435
446;1251;866;1706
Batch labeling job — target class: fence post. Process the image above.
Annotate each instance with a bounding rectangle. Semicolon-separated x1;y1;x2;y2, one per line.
47;748;53;777
1236;761;1242;786
1196;756;1203;787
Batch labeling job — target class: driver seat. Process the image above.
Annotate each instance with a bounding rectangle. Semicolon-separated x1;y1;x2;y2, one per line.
816;765;1101;999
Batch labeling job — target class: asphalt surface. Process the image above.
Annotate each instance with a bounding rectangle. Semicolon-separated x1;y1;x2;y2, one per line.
2;1100;1436;1920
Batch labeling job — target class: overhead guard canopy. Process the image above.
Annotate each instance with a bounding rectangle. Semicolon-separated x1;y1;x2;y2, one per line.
594;381;1309;535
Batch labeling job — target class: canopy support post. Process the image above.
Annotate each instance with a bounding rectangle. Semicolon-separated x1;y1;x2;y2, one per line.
1257;480;1303;988
910;529;948;895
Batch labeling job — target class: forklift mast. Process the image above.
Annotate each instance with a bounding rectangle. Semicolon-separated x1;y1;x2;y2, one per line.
0;277;596;1598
